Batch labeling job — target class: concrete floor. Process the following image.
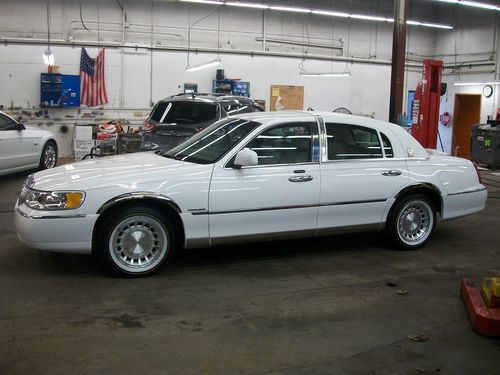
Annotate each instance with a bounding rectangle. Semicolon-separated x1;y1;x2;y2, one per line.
0;161;499;375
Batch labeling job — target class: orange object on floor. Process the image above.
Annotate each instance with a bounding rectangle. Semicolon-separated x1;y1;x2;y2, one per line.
460;278;500;337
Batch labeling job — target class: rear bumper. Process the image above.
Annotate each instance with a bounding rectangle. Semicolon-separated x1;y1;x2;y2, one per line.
14;206;98;254
442;186;487;221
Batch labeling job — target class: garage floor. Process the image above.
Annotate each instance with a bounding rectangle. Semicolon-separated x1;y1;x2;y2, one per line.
1;163;499;375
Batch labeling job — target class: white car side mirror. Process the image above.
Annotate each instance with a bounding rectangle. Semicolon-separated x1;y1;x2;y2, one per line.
234;148;258;168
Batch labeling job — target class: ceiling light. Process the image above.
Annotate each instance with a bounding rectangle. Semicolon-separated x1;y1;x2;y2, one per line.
226;2;269;9
269;6;311;13
181;0;223;4
311;10;350;17
42;48;54;66
299;71;351;77
185;57;221;72
437;0;500;11
179;0;453;30
351;14;392;22
453;81;500;86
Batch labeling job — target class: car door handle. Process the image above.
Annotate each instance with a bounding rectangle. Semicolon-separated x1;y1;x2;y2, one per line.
381;170;402;176
288;175;313;183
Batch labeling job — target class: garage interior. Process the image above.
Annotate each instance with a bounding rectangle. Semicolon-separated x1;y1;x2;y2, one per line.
1;0;500;374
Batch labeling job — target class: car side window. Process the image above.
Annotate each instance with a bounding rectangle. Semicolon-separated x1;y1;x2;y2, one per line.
325;123;383;160
0;114;17;131
245;122;314;165
380;132;394;158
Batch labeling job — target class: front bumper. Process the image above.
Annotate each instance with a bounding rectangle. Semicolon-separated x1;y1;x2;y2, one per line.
14;205;99;254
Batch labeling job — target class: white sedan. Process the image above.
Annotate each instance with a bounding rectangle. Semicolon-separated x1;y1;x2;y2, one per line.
14;111;487;276
0;111;58;176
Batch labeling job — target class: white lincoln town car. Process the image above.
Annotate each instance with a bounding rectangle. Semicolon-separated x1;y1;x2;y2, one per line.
15;111;487;276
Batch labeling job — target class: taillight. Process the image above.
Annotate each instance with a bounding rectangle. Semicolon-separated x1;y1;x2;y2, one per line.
143;120;156;132
472;162;482;183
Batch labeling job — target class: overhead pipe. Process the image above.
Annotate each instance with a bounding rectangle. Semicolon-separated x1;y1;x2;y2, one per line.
0;37;424;68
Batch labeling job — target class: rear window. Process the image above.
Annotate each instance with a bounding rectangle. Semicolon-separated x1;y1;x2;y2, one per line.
150;101;217;124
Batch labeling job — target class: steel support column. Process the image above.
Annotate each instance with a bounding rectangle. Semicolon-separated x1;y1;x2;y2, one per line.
389;0;408;125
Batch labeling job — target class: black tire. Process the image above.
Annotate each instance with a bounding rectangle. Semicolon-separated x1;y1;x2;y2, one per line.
38;141;58;170
97;205;175;277
385;193;436;250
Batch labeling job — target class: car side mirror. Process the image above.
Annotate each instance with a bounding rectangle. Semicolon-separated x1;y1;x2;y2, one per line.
15;122;25;131
233;148;258;168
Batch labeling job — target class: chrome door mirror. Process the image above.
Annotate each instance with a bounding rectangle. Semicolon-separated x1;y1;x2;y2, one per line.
234;148;258;168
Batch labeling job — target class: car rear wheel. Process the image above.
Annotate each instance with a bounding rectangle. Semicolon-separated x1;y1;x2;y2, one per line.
38;141;57;170
386;194;436;250
97;206;175;276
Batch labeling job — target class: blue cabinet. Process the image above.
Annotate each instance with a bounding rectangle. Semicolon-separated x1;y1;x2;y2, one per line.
41;73;80;107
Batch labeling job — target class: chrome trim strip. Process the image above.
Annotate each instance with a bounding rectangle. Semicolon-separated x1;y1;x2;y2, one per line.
211;229;316;246
447;187;487;196
191;199;387;215
16;208;87;220
96;192;181;214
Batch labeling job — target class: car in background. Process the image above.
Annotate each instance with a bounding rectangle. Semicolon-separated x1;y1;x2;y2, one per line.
0;111;58;176
141;93;264;150
15;111;486;277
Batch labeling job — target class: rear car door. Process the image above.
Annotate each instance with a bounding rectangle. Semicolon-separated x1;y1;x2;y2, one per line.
318;120;409;233
209;120;321;244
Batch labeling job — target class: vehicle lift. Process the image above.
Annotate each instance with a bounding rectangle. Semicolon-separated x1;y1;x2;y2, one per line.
411;60;443;149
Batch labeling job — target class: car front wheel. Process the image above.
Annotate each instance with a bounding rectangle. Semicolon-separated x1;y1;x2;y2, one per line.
386;194;436;250
39;141;58;170
97;206;175;276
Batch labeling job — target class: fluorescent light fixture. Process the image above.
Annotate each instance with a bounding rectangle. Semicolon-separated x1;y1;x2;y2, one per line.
42;48;54;66
299;70;351;77
185;57;221;72
179;0;454;29
181;0;223;4
453;81;500;86
269;6;311;13
311;10;350;17
351;14;392;22
226;2;269;9
437;0;500;11
407;20;454;29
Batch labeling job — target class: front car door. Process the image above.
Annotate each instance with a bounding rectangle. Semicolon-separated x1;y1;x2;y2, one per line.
0;113;38;172
209;119;321;245
317;116;409;234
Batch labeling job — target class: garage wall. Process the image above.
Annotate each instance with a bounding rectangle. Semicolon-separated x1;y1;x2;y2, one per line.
0;0;488;157
435;6;500;154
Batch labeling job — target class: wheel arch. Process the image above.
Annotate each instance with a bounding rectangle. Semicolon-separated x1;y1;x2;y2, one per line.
92;193;185;253
393;183;443;216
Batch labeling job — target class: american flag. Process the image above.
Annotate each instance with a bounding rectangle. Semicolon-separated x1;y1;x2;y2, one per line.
80;47;108;107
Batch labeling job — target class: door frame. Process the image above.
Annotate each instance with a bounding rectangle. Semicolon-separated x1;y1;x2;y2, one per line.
451;93;481;158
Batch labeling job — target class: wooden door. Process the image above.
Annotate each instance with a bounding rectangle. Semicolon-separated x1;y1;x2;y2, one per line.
452;94;481;159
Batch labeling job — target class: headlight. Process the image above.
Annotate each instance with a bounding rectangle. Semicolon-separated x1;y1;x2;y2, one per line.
18;177;85;210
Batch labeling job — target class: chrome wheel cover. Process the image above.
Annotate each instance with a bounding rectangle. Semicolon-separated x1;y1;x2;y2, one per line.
43;144;57;169
397;200;433;246
109;215;169;273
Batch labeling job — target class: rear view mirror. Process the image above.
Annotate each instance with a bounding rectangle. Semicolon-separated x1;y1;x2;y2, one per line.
234;148;258;168
15;122;25;131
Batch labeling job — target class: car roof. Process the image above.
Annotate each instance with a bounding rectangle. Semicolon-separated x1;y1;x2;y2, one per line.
157;93;257;105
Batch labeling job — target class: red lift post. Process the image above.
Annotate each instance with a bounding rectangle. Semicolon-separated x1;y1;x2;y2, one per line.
411;60;443;149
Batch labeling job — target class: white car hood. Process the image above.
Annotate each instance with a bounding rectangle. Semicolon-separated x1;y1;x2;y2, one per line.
31;152;204;191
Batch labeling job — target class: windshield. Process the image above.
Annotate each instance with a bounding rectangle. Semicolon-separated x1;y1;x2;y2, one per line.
150;101;217;124
166;118;260;164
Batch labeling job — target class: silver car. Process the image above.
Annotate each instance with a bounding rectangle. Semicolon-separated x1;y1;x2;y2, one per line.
0;111;58;176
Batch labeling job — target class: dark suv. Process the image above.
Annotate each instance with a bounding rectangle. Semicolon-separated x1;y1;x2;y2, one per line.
141;93;264;150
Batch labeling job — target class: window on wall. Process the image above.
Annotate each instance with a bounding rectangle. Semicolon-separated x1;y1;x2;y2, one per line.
325;123;383;160
245;122;314;165
380;133;394;158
